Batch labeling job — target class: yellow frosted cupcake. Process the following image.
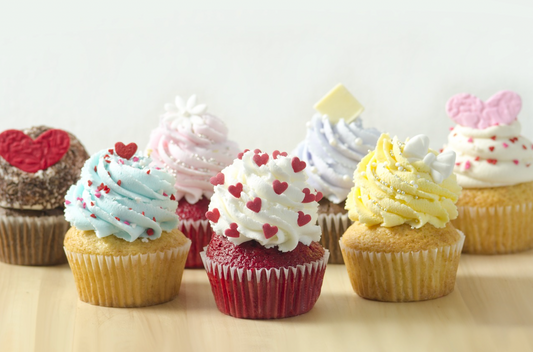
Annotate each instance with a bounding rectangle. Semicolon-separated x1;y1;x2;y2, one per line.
63;142;191;307
340;133;464;302
444;91;533;254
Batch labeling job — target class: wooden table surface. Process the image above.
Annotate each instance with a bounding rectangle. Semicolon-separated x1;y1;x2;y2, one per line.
1;250;532;352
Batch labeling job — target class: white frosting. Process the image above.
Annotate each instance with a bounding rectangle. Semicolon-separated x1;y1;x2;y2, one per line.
208;150;321;252
445;121;533;188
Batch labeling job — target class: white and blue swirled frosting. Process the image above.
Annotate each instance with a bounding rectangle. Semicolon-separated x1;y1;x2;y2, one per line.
64;144;179;242
293;114;380;204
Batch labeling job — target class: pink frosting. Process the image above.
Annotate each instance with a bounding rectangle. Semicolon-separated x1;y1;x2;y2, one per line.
147;98;239;204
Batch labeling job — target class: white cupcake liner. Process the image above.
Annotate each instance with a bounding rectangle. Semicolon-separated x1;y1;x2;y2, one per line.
0;215;70;266
179;219;213;268
200;249;329;319
64;241;191;308
317;213;352;264
340;231;465;302
454;202;533;254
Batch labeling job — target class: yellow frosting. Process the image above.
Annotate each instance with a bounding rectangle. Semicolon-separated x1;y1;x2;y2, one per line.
346;133;461;228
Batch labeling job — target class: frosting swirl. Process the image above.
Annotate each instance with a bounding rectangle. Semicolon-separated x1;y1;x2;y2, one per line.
293;114;380;203
346;133;461;228
207;150;321;252
147;95;240;204
64;147;179;242
445;121;533;188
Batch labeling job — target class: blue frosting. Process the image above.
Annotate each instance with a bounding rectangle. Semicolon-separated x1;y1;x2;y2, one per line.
64;149;179;242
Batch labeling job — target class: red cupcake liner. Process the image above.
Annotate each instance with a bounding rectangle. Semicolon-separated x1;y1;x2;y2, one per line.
200;248;329;319
179;219;213;268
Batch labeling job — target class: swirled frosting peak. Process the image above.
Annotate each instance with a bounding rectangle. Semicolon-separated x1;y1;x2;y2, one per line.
346;133;461;228
64;143;179;242
206;150;322;252
147;95;240;204
293;114;379;203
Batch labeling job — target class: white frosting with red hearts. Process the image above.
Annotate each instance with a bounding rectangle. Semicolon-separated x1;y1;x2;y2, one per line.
445;121;533;188
207;150;321;252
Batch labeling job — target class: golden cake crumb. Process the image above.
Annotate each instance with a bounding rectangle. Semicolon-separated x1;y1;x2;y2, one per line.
457;181;533;208
64;227;189;256
341;221;461;253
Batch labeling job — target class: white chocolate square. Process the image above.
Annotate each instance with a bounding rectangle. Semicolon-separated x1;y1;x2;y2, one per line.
313;84;364;123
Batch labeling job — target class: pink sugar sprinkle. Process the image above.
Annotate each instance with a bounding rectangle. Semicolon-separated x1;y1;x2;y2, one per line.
124;221;130;225
503;143;509;148
83;202;86;209
455;162;461;166
95;192;101;198
133;157;139;162
119;159;124;164
467;137;473;143
465;160;471;170
449;127;454;131
162;192;168;197
513;160;519;165
65;200;71;205
156;167;161;170
76;197;83;201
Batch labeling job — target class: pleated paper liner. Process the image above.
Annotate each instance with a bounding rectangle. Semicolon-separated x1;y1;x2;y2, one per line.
317;213;351;264
201;249;330;319
64;241;191;308
179;219;213;268
340;231;465;302
0;215;70;266
453;202;533;254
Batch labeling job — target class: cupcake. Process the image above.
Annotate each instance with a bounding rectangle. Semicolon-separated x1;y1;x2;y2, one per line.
340;133;464;302
444;90;533;254
63;142;191;307
147;95;239;268
201;149;329;319
294;84;380;263
0;126;88;265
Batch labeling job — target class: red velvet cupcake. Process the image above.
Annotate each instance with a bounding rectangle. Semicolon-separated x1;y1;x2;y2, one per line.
147;95;239;267
201;149;329;319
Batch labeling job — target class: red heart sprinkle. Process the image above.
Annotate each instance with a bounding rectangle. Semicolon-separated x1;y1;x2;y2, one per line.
147;228;154;236
170;194;176;200
225;223;239;238
513;160;519;165
146;170;151;174
262;223;278;239
114;142;137;160
88;180;92;186
206;208;220;223
210;172;225;186
254;149;262;154
253;153;269;166
291;157;306;173
523;145;527;150
272;150;288;159
246;197;262;213
302;188;315;203
490;136;496;140
90;214;96;218
117;180;121;186
487;159;498;165
489;146;495;152
297;211;311;227
228;183;243;198
315;191;323;202
0;129;70;173
272;180;288;195
108;149;114;155
237;149;250;160
475;156;480;161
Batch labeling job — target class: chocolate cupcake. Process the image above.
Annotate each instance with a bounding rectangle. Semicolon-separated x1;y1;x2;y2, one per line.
0;126;89;265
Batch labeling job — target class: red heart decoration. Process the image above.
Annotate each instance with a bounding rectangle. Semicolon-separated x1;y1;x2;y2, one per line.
489;146;495;152
0;129;70;173
291;157;306;173
237;149;250;160
262;223;278;239
228;183;243;198
272;150;288;160
272;180;288;195
225;223;239;238
115;142;137;160
246;197;262;213
302;188;315;203
297;211;311;227
253;153;269;167
210;172;225;186
315;191;323;202
206;208;220;223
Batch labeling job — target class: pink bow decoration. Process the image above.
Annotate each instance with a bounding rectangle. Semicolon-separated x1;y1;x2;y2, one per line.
446;90;522;129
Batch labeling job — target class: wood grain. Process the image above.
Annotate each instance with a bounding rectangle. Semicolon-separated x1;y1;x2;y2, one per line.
1;250;532;352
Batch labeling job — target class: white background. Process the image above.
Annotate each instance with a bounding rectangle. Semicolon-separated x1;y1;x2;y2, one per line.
1;0;533;155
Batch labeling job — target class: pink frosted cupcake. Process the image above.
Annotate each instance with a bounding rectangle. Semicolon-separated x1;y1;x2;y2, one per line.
147;95;239;267
201;150;329;319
